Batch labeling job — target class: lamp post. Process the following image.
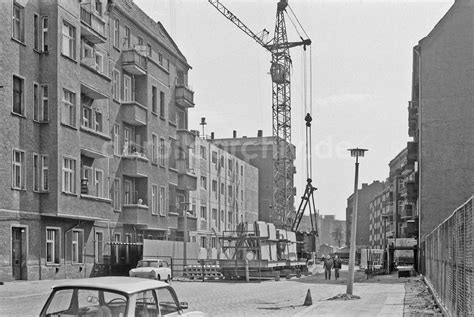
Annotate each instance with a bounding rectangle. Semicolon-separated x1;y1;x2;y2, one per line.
180;202;191;268
347;148;368;295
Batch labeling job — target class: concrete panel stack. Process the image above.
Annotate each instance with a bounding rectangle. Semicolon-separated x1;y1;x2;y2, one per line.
267;223;278;261
256;221;271;260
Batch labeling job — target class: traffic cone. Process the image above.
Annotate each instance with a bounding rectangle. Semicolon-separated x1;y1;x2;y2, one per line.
303;289;313;306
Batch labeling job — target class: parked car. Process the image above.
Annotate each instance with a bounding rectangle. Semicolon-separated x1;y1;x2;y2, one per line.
129;258;172;282
40;276;205;317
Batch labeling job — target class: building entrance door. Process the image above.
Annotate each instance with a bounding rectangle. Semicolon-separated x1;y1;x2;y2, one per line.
12;227;26;280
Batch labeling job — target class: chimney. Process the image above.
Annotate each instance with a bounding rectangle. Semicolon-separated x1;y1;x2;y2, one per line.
211;132;214;140
362;183;368;189
257;130;263;137
233;130;237;138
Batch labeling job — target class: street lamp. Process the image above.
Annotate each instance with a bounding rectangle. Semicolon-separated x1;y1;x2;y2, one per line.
180;202;191;268
347;148;368;295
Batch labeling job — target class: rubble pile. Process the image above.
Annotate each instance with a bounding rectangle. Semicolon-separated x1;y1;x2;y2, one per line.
404;277;443;316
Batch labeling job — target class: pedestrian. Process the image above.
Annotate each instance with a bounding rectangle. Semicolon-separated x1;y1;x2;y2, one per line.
333;255;342;280
324;255;333;280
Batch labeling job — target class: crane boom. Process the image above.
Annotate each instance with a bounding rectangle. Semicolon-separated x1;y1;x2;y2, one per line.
208;0;270;50
208;0;311;230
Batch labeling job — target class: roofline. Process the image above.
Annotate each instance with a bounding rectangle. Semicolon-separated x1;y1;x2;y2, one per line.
418;1;456;49
110;1;191;70
388;147;408;166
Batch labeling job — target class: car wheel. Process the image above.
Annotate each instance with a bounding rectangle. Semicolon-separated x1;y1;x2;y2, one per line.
165;275;171;283
157;274;161;281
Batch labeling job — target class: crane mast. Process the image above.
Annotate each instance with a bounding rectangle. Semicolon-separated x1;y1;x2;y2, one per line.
208;0;311;229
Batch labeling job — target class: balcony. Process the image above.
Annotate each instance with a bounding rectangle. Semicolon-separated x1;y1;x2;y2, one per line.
406;181;418;202
122;49;147;75
178;213;198;232
122;204;149;226
175;85;194;108
177;161;197;191
80;7;106;44
122;101;147;126
400;204;413;219
122;144;149;178
408;101;418;137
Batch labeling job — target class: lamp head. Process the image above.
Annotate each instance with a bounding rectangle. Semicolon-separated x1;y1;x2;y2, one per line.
348;148;368;158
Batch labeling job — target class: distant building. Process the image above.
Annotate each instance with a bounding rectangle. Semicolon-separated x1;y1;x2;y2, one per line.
409;0;474;241
346;181;385;249
189;135;259;251
369;183;392;249
319;215;346;248
210;131;297;228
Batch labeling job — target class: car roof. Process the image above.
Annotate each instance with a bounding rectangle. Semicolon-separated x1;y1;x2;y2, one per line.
51;277;169;295
140;258;166;261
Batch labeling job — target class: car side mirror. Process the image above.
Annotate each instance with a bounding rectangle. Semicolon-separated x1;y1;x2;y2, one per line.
179;302;189;309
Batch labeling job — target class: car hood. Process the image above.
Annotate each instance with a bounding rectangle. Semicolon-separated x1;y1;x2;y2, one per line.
130;267;158;273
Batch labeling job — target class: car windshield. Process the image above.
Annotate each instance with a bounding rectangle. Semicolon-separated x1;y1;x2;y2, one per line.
43;288;127;317
137;260;159;268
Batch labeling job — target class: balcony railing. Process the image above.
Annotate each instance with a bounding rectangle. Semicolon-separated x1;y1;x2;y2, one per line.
80;7;106;44
122;50;147;75
123;142;147;159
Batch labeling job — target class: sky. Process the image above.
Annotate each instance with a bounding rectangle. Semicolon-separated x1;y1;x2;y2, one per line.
135;0;453;220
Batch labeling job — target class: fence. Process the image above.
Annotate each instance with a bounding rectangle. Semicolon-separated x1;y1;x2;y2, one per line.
424;196;473;317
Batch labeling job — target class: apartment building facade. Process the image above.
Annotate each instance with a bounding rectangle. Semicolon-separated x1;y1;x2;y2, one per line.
189;135;259;254
410;0;474;241
210;131;297;228
345;181;384;248
0;0;196;281
368;184;393;249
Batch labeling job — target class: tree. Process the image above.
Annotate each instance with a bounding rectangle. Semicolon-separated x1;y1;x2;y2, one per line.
332;224;344;247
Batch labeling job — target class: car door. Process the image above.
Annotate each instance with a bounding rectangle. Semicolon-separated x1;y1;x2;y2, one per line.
155;287;181;316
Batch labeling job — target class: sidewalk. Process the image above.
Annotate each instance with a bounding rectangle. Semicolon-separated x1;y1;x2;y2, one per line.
293;273;406;317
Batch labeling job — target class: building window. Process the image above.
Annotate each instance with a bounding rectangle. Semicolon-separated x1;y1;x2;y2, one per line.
71;230;84;264
200;206;207;220
62;157;76;194
137;36;143;46
123;26;130;48
12;75;24;115
152;184;158;215
33;154;48;192
113;233;120;264
200;176;207;190
95;111;102;132
147;43;152;57
62;89;76;126
159;138;166;166
33;83;39;120
113;178;121;211
94;0;103;16
112;124;120;156
152;86;157;113
158;52;163;65
113;70;120;101
12;149;25;190
62;21;76;59
113;18;119;48
212;208;218;221
220;183;224;195
40;85;49;121
211;151;217;164
159;186;166;216
200;146;206;160
95;52;104;73
95;169;103;198
95;231;103;263
123;74;132;102
212;180;217;195
159;91;165;117
228;185;232;198
82;104;91;128
177;110;186;130
34;13;39;50
40;16;49;52
152;134;158;164
46;228;60;264
12;2;24;42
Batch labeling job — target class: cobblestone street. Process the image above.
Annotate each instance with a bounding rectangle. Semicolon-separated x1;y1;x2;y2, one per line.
0;268;414;316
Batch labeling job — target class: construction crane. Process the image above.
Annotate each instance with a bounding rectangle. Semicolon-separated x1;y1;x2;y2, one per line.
208;0;311;229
